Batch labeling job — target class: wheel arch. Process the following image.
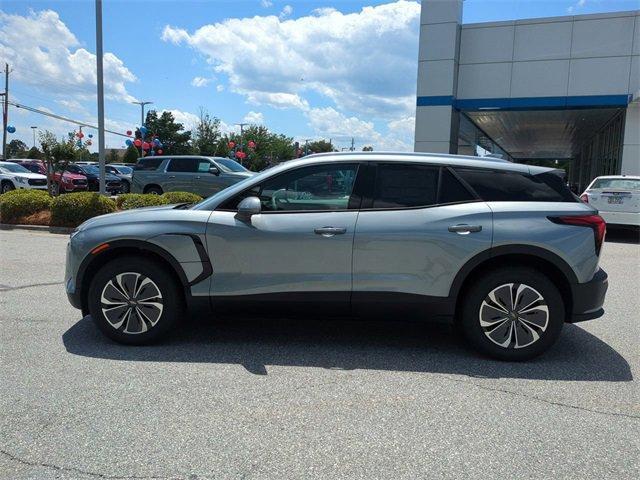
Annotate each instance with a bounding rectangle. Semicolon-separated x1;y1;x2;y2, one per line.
450;245;578;321
143;184;163;194
77;239;189;316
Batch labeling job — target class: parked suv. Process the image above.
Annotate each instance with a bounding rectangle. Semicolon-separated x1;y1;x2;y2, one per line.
65;152;608;360
0;161;48;192
131;155;253;197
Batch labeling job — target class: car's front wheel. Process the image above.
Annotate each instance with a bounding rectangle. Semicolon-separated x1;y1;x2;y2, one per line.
88;256;183;345
459;267;565;361
1;181;15;194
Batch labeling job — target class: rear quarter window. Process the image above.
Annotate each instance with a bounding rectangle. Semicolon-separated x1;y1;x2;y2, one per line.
454;168;577;202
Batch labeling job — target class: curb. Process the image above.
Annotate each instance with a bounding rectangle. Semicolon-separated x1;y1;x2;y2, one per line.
0;224;74;235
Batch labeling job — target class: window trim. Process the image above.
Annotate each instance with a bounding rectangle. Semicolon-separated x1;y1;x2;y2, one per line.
215;161;363;214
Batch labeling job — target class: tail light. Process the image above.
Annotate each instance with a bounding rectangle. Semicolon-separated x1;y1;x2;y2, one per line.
549;215;606;255
580;193;589;203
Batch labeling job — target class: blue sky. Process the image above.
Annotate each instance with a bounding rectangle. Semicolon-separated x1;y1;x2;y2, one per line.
1;0;638;152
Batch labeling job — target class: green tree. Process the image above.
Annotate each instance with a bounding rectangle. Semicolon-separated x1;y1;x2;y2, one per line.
144;110;193;155
24;147;44;159
107;149;120;164
362;146;373;151
39;130;76;195
122;145;140;164
193;108;222;156
222;125;295;171
307;140;335;153
7;139;27;158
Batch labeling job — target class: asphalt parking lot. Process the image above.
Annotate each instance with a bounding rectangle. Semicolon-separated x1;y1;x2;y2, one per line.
0;228;638;480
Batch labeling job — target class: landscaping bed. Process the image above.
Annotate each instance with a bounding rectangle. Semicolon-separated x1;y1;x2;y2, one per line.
0;190;202;228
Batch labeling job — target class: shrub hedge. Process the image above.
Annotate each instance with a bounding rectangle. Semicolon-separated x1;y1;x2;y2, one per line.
0;190;52;224
51;192;117;228
117;193;168;210
161;191;202;205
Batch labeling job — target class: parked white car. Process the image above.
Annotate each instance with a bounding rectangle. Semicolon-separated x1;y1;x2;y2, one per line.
0;161;48;193
581;175;640;227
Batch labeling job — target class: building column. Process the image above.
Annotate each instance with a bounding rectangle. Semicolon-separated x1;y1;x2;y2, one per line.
621;101;639;175
414;0;463;154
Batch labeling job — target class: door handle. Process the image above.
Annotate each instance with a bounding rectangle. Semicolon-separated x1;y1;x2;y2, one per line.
195;176;201;179
448;224;482;234
314;226;347;237
168;175;176;179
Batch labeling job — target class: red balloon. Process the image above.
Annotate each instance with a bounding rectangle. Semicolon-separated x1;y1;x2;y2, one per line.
126;130;132;136
77;132;84;139
142;142;150;150
235;151;246;159
248;141;256;149
157;149;163;155
228;141;235;149
133;139;142;147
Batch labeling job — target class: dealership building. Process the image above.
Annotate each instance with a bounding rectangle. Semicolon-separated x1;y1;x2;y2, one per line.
415;0;639;189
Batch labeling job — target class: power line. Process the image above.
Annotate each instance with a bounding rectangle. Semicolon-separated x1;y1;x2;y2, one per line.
8;100;130;138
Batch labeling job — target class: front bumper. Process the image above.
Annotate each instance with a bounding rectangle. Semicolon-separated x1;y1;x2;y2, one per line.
568;268;608;323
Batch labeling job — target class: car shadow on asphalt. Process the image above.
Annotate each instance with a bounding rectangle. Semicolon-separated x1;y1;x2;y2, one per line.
605;227;640;245
62;314;632;382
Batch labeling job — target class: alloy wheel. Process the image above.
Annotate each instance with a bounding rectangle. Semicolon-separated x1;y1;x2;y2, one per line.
100;272;164;334
479;283;549;349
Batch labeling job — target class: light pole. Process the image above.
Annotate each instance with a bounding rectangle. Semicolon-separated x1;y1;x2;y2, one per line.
132;101;153;127
30;126;37;149
95;0;106;195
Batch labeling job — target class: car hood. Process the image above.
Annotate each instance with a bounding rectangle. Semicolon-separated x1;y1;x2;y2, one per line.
10;172;46;180
77;204;206;232
62;172;87;180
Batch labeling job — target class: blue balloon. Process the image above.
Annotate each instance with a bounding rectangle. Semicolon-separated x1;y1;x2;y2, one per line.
88;134;93;138
153;138;160;146
140;126;148;135
6;125;16;133
125;139;133;147
150;150;155;156
76;140;82;147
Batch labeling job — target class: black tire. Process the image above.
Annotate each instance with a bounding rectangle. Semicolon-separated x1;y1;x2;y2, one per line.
459;267;565;361
51;182;60;196
144;185;163;195
1;181;15;194
88;256;183;345
121;180;131;193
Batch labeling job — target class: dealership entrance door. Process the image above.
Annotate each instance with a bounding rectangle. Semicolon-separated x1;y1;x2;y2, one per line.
457;107;627;192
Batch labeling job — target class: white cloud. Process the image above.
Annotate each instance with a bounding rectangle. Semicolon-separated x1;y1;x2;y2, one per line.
56;99;86;113
244;111;264;124
163;109;200;130
0;10;136;103
260;0;273;7
279;5;293;19
567;0;587;13
161;0;420;120
216;84;225;92
191;76;212;87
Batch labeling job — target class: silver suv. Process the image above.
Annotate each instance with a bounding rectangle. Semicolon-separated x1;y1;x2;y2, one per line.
131;155;253;197
65;152;608;360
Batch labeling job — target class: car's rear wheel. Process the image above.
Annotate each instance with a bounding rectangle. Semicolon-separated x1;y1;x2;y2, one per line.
1;181;15;194
144;185;163;195
88;257;183;345
459;267;565;361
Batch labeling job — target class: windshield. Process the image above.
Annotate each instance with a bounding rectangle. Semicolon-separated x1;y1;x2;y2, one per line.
591;178;640;190
0;163;31;174
80;165;100;174
215;158;248;172
112;166;132;174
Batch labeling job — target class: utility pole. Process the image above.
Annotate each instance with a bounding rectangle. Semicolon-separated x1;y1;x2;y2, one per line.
350;137;355;152
132;101;153;127
30;126;38;149
95;0;106;195
2;63;11;160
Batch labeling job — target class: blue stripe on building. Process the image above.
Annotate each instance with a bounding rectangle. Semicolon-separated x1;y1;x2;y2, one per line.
416;94;632;110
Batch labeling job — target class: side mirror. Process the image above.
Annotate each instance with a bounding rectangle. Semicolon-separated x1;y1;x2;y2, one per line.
209;166;220;176
237;196;261;218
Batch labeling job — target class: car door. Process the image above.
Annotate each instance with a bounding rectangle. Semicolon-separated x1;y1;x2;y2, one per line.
164;157;199;192
193;159;228;197
205;162;361;308
352;163;493;305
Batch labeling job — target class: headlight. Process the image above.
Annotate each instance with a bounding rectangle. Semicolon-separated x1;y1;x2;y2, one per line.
14;176;27;184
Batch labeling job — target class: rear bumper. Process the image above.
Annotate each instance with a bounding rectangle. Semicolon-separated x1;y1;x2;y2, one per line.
568;268;608;323
599;211;640;227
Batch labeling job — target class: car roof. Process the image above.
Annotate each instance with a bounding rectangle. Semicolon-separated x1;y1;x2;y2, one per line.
592;175;640;180
285;151;552;175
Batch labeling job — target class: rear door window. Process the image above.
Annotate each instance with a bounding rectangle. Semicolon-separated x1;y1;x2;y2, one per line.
136;157;163;171
167;158;200;173
454;168;576;202
372;164;439;208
